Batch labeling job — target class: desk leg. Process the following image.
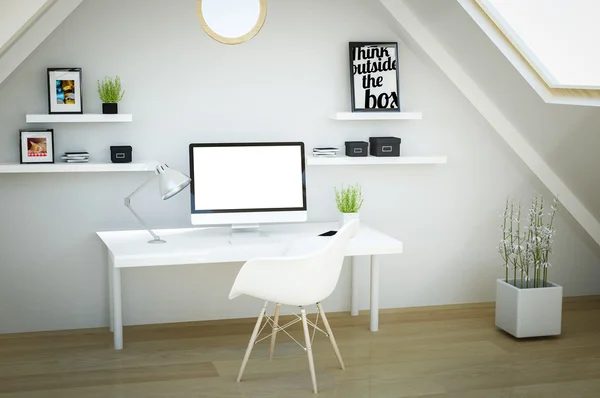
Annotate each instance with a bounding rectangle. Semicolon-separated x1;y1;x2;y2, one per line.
113;266;123;350
108;253;114;332
370;255;379;332
351;256;359;316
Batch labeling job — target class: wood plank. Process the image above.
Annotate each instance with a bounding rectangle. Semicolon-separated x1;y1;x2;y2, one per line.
0;297;598;396
421;379;600;398
0;362;218;394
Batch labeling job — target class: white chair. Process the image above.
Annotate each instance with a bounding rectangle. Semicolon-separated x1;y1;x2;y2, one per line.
228;219;360;394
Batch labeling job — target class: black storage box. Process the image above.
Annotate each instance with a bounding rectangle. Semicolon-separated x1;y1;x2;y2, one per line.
369;136;401;157
345;141;368;157
110;145;132;163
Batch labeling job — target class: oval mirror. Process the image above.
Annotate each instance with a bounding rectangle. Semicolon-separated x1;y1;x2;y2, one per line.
197;0;267;45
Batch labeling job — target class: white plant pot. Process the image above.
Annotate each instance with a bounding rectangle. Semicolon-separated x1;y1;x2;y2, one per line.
339;212;359;227
495;278;563;338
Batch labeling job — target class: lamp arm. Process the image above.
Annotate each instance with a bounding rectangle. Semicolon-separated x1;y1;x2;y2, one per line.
124;173;161;242
126;173;156;200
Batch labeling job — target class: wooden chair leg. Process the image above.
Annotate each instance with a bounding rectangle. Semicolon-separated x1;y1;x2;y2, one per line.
269;303;281;360
301;308;318;394
317;302;345;370
237;303;267;382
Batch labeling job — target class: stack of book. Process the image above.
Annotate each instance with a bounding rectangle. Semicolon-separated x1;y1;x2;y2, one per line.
61;151;89;163
312;147;339;157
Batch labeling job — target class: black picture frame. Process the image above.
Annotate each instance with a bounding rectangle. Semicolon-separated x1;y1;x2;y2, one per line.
348;42;401;112
47;68;83;114
19;129;55;164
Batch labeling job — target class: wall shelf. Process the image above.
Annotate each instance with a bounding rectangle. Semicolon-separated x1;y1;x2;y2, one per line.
25;114;133;123
329;111;422;120
0;161;159;174
307;156;447;166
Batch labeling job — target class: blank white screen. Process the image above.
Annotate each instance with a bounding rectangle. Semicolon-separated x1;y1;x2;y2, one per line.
192;145;305;211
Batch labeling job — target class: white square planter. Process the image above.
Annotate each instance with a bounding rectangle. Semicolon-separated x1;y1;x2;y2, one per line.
339;212;359;228
495;279;563;338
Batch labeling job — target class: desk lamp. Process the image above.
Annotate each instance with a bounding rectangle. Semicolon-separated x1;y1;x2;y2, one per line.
124;164;191;244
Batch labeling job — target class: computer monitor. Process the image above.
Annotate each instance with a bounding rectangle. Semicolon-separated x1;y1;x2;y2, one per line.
189;142;307;228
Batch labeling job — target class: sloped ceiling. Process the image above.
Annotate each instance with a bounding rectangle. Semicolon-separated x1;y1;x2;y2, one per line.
377;0;600;248
0;0;83;86
0;0;55;57
403;0;600;223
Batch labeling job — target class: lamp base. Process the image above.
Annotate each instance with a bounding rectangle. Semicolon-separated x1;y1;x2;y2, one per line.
148;239;166;244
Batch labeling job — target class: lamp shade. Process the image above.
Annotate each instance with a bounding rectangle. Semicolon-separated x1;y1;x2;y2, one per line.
156;164;191;200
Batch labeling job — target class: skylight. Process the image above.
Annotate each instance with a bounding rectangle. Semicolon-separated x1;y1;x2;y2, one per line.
477;0;600;90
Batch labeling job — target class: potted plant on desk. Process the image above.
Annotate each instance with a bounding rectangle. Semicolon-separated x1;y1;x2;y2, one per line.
495;193;562;338
97;75;125;114
335;183;364;227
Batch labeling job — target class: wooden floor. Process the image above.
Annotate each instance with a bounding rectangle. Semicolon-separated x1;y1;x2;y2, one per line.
1;297;600;398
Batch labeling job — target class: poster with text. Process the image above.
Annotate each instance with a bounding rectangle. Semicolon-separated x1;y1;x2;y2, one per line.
349;42;400;112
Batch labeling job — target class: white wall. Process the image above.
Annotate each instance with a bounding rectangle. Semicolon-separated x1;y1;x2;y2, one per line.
1;0;599;334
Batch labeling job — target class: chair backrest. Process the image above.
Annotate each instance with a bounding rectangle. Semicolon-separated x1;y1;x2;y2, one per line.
228;219;360;306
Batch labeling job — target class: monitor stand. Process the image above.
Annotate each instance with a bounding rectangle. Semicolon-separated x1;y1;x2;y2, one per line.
229;224;271;245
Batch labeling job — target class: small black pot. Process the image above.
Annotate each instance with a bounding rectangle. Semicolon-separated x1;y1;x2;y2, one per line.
102;103;118;114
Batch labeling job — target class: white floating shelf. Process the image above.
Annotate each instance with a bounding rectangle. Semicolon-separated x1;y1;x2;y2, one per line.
0;161;159;174
307;156;447;166
329;111;422;120
26;114;133;123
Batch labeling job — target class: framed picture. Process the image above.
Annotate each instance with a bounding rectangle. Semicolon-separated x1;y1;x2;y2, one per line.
47;68;83;114
20;129;55;164
348;42;401;112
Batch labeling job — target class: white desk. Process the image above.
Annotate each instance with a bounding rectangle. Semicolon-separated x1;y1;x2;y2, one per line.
97;222;403;350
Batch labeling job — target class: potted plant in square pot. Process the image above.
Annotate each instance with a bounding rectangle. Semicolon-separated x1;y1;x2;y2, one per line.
335;183;364;227
495;193;562;338
97;76;125;114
